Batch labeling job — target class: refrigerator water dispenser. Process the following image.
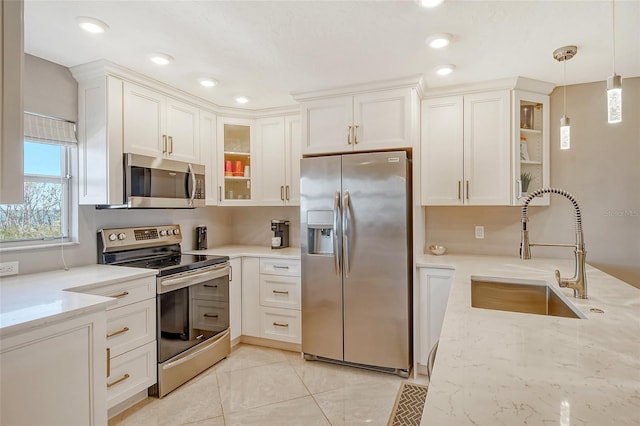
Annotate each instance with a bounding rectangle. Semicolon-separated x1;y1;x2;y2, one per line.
307;210;334;255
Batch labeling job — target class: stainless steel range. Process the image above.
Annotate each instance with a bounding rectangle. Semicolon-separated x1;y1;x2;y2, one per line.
98;224;230;398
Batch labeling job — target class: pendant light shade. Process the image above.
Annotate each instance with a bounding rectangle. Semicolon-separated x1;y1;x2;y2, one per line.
554;46;577;150
607;0;622;123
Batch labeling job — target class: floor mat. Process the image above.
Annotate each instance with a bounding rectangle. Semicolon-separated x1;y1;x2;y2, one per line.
387;381;429;426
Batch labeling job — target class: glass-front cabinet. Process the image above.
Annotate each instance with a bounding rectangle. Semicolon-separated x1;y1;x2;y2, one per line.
217;117;254;205
512;91;550;206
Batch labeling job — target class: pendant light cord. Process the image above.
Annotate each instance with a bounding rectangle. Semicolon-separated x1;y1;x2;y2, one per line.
563;59;567;117
612;0;616;72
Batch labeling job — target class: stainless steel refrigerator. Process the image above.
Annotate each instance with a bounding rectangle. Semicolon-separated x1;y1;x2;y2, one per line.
300;151;412;377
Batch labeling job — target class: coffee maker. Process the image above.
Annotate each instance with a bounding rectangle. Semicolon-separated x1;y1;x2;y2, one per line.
270;220;290;249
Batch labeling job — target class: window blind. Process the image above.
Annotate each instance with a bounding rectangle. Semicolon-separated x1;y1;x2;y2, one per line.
23;112;77;145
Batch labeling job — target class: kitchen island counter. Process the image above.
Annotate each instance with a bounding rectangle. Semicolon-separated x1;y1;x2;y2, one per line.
416;253;640;425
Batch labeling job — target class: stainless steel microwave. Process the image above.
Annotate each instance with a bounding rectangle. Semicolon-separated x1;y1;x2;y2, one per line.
121;153;206;208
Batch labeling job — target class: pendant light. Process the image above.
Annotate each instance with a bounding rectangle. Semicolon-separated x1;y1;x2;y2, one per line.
553;46;577;150
607;0;622;123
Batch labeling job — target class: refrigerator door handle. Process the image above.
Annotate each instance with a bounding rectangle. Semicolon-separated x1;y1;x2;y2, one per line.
333;190;341;276
342;190;351;278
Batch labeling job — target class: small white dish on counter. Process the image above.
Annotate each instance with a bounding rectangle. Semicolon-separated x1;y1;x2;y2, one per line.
428;245;447;255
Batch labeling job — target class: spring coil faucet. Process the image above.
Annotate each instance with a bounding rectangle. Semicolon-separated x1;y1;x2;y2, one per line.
520;187;587;299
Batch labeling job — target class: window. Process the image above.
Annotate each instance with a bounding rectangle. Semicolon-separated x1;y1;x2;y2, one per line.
0;113;76;245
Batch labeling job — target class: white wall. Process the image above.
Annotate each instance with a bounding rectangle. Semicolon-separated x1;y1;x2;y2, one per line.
425;78;640;288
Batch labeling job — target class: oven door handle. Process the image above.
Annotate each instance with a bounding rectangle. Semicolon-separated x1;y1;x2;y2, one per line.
160;264;229;292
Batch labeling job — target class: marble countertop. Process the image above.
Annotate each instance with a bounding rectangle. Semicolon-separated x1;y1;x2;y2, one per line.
184;245;301;259
0;264;157;337
416;253;640;425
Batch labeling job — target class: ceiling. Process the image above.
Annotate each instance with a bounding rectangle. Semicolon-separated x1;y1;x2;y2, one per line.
24;0;640;110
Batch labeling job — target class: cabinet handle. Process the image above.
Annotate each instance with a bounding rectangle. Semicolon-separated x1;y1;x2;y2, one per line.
107;373;130;388
347;125;352;144
517;179;523;199
106;348;110;377
108;291;129;299
273;290;289;295
354;125;359;144
229;264;233;282
457;181;461;200
273;322;289;327
168;136;173;154
285;185;290;201
280;185;285;201
219;186;222;202
466;181;470;200
273;265;289;269
203;284;218;288
106;327;130;339
162;134;167;153
204;313;219;318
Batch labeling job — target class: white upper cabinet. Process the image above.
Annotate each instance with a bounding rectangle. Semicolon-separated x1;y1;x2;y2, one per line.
217;117;255;205
254;115;301;206
199;110;217;206
512;90;550;205
422;90;511;206
123;82;200;163
300;87;415;155
0;0;24;204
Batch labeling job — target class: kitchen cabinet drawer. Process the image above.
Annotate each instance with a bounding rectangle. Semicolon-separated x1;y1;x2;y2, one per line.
259;258;300;277
192;300;229;332
192;280;229;302
84;276;155;309
260;307;301;344
107;341;156;409
259;274;301;310
106;298;155;358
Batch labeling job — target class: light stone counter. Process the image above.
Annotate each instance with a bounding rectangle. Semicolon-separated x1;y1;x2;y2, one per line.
0;264;157;337
185;245;301;260
416;253;640;425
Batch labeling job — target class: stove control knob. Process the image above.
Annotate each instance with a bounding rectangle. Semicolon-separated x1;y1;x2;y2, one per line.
108;233;117;241
159;230;167;236
172;229;180;235
117;233;126;240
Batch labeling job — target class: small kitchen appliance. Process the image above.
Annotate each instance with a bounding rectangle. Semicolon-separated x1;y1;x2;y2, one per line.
195;225;207;250
271;220;290;249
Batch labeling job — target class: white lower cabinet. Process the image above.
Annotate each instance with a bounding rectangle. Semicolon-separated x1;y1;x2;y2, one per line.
417;267;454;372
242;257;301;344
229;257;243;341
83;275;157;409
0;311;108;426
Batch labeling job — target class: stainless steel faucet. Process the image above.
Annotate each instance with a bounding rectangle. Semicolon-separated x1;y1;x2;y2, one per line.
520;187;587;299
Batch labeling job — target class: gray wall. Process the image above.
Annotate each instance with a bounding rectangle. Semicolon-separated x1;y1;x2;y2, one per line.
425;78;640;288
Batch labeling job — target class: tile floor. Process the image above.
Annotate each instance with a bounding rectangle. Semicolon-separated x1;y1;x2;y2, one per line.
108;344;428;426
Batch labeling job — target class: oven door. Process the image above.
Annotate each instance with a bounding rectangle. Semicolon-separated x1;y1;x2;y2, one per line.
157;263;230;363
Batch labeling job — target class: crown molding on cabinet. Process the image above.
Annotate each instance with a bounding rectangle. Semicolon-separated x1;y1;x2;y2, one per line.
291;74;424;102
70;60;299;119
423;76;556;98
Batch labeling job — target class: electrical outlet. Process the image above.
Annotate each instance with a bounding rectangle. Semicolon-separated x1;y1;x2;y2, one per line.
0;261;19;276
475;226;485;239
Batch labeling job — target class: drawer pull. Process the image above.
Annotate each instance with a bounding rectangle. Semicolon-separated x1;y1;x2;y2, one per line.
273;265;289;270
108;291;129;299
106;348;110;377
203;284;218;288
204;313;219;318
273;322;289;327
106;327;130;338
272;290;289;295
107;373;130;388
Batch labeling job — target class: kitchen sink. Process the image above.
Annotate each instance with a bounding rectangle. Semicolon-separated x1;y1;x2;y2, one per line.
471;278;584;319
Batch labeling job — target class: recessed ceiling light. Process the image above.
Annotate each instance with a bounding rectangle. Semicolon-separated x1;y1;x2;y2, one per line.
198;78;218;88
417;0;445;8
148;53;174;66
235;96;249;104
426;33;452;49
434;64;455;76
76;16;109;34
